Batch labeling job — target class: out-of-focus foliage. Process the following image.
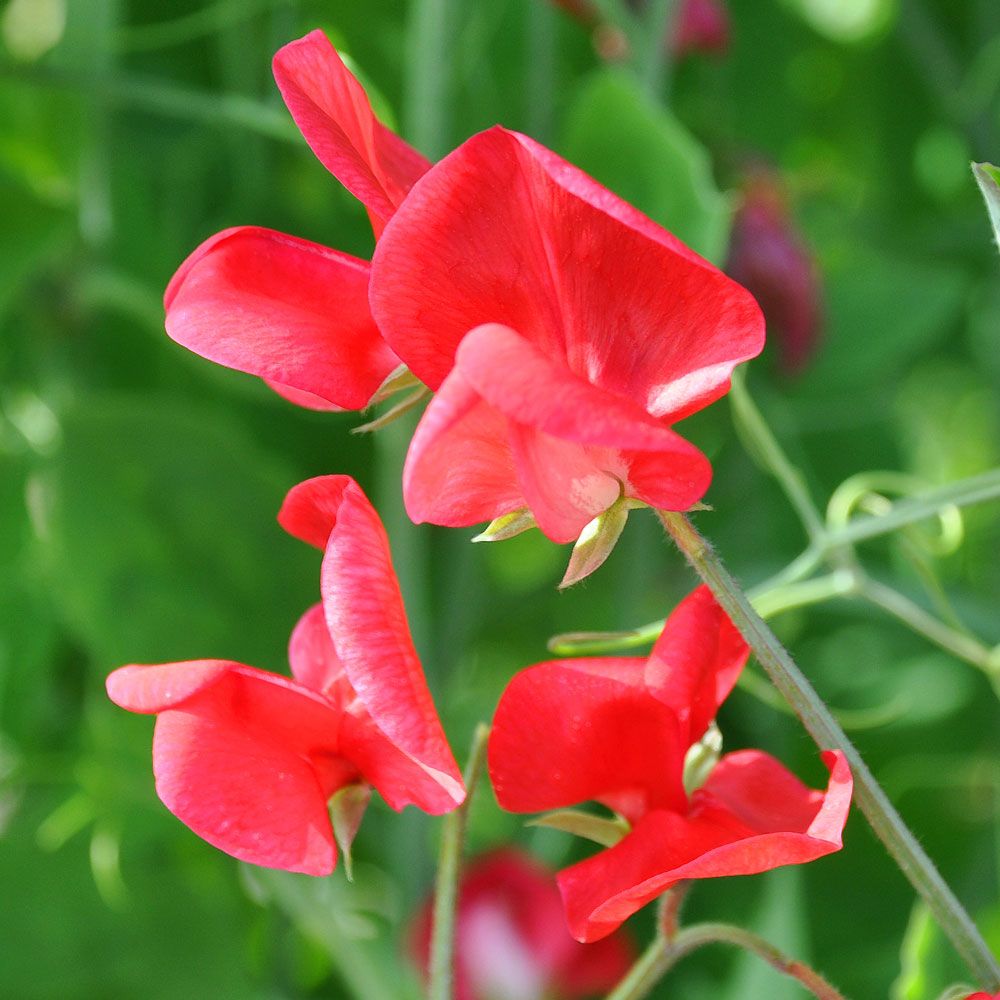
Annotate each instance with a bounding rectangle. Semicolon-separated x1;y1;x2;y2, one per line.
1;0;998;997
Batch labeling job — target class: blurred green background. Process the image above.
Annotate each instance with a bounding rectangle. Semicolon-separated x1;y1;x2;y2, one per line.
1;0;1000;996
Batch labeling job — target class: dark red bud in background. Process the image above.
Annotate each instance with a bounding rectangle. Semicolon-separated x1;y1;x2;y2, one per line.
672;0;730;58
726;168;823;377
548;0;730;61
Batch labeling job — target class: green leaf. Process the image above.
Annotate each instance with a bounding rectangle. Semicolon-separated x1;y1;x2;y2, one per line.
527;808;630;848
798;249;967;393
972;162;1000;258
242;866;421;1000
892;903;967;1000
560;70;731;263
42;393;316;668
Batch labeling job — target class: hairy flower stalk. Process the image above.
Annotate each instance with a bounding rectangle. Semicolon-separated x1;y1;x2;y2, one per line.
428;724;490;1000
657;509;1000;991
607;918;847;1000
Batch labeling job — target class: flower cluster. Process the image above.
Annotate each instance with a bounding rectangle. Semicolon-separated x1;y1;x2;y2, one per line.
110;26;853;983
490;586;852;941
164;28;765;548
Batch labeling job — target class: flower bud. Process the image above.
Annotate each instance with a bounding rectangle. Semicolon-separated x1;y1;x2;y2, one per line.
726;168;823;377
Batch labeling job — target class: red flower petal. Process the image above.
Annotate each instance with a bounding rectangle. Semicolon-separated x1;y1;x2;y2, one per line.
286;602;459;813
111;660;356;876
272;30;431;235
402;326;714;542
107;659;229;712
287;603;347;697
264;379;347;412
371;126;764;417
621;446;713;510
278;474;354;551
694;749;853;848
165;226;398;410
506;423;622;544
489;659;686;823
402;367;525;529
320;480;464;807
281;475;464;808
557;749;852;942
644;586;749;748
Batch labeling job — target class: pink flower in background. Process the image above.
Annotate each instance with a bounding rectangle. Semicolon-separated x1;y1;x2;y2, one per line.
106;476;463;875
726;167;823;377
410;850;634;1000
163;30;430;411
370;127;764;543
488;587;853;941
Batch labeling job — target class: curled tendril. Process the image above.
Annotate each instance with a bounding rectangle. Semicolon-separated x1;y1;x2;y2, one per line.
826;471;965;557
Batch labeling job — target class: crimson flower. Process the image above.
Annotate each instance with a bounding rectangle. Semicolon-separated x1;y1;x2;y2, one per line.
410;850;635;1000
370;126;765;543
106;475;463;875
965;994;1000;999
726;167;822;377
488;586;853;942
163;30;429;411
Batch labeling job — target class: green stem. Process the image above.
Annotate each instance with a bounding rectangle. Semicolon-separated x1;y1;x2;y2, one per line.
730;368;826;545
860;576;997;676
637;0;678;99
609;920;847;1000
831;468;1000;548
525;0;556;143
428;723;490;1000
656;510;1000;991
749;569;858;619
0;65;298;142
549;568;856;655
605;930;679;1000
405;0;457;158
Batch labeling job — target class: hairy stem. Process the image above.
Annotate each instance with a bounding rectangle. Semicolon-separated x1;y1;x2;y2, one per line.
428;723;490;1000
656;510;1000;990
608;919;847;1000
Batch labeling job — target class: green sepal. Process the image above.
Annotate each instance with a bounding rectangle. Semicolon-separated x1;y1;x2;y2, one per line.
471;508;538;542
972;162;1000;260
351;386;429;434
369;364;422;404
527;809;630;848
682;720;722;795
329;783;372;882
558;495;630;590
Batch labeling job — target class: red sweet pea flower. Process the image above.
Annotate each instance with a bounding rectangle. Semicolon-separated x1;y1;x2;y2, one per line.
106;476;463;875
370;127;765;543
488;586;853;942
164;30;430;411
409;849;634;1000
